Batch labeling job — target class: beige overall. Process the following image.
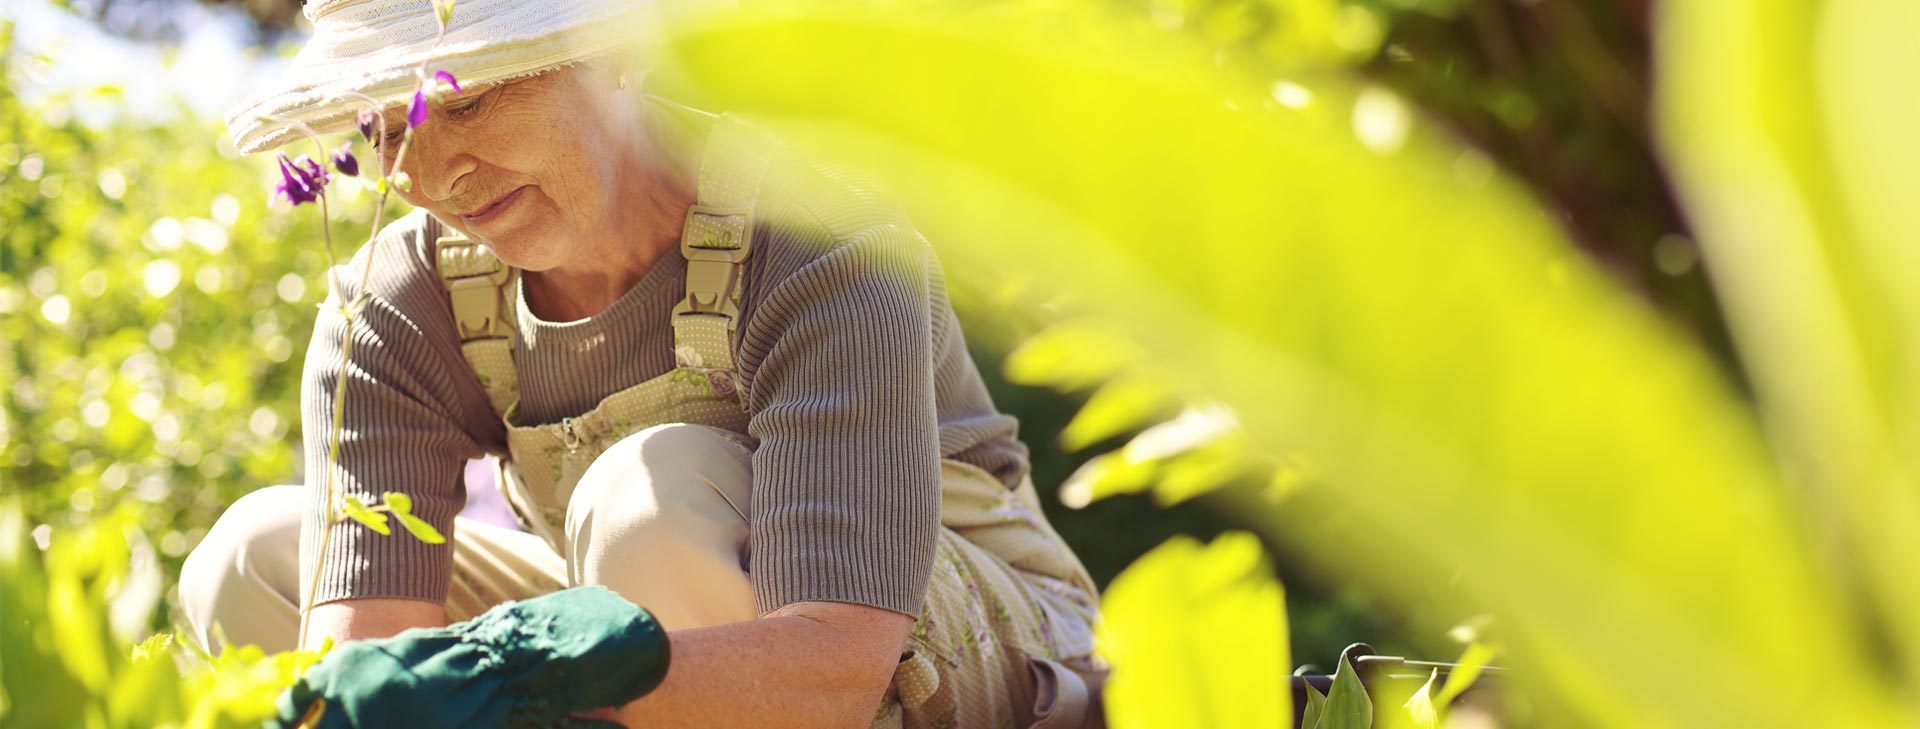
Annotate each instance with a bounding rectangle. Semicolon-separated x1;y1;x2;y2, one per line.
433;110;1105;727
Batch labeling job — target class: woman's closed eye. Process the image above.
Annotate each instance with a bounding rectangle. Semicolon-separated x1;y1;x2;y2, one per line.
444;90;492;122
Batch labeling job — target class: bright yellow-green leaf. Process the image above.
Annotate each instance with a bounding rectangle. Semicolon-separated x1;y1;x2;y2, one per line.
1656;0;1920;701
1055;452;1158;508
1098;532;1287;728
1152;440;1254;506
340;495;390;535
45;535;118;693
1060;372;1175;451
394;512;446;545
644;4;1910;725
130;633;173;663
1401;669;1440;729
381;491;412;516
1002;321;1144;391
1433;642;1493;708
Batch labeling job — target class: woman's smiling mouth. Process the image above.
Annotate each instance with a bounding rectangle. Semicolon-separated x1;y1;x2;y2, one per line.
462;185;530;226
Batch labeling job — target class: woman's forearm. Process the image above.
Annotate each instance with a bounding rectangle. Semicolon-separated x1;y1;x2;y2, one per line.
613;601;912;728
301;597;447;650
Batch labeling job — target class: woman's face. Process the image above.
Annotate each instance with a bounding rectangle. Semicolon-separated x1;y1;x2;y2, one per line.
380;67;633;271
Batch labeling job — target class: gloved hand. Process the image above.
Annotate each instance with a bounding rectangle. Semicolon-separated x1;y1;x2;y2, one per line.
271;585;669;729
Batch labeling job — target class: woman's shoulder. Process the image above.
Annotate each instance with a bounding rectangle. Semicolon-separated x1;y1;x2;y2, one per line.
750;153;932;288
325;208;458;334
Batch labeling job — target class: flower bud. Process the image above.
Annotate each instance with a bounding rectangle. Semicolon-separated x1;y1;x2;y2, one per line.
356;107;379;141
330;142;360;177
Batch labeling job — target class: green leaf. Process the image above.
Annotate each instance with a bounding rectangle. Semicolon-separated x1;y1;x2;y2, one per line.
1055;452;1158;508
1320;653;1372;729
646;8;1907;725
1098;532;1288;728
393;512;446;545
1002;321;1143;391
1301;680;1327;729
1434;642;1494;707
129;632;173;663
1401;669;1440;729
340;495;390;535
1059;372;1174;451
381;491;412;516
1152;440;1254;506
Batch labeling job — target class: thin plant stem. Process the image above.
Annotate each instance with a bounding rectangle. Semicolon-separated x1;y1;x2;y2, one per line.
297;133;417;648
288;12;450;647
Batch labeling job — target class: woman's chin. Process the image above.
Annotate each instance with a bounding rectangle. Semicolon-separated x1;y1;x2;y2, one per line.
437;212;560;270
477;230;569;272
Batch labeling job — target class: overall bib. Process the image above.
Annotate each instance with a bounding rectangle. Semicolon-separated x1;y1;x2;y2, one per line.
433;109;1103;728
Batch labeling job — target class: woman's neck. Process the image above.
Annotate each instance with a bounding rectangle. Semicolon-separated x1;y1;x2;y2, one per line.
522;100;698;322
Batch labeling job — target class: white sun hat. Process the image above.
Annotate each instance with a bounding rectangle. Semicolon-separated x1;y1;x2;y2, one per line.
224;0;659;155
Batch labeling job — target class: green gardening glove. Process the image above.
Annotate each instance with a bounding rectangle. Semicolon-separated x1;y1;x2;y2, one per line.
270;586;670;729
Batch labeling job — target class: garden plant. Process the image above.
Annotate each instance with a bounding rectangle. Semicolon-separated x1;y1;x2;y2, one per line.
2;0;1915;727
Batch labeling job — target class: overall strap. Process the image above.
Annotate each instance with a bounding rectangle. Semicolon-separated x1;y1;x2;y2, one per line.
432;113;777;421
433;216;519;417
671;116;774;372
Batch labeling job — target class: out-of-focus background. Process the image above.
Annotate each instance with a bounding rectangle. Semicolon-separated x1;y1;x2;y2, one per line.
3;0;1915;726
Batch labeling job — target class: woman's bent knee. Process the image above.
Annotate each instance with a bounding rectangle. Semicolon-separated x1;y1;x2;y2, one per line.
565;423;752;531
563;424;756;628
177;485;304;653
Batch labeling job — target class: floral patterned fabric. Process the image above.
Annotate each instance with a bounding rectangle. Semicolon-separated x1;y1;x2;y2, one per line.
874;461;1104;728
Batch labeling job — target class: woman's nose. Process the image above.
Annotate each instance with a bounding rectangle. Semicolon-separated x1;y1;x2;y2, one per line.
398;119;475;205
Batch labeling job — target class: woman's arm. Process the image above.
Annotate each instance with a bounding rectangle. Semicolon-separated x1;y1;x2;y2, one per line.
301;598;448;650
610;601;911;728
305;597;909;726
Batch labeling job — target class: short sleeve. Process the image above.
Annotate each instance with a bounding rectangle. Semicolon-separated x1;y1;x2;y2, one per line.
299;213;496;607
739;224;943;617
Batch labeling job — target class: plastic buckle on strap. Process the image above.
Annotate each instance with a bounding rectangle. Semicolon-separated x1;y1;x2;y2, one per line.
681;204;753;260
447;270;513;342
436;234;514;343
674;205;753;323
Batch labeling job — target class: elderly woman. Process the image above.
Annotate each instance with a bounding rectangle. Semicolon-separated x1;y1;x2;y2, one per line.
176;0;1102;727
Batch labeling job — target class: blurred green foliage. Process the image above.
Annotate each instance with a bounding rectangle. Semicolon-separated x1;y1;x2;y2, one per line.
1;499;328;727
6;0;1916;726
0;15;408;627
642;0;1918;725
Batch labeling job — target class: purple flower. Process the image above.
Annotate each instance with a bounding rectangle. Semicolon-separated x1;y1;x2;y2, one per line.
356;107;379;141
273;153;330;206
407;88;428;128
330;142;359;177
434;70;462;94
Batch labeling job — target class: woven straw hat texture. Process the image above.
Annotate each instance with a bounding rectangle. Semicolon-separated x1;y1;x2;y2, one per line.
225;0;662;154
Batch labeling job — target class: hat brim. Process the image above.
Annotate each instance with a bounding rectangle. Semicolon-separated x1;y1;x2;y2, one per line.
225;0;653;155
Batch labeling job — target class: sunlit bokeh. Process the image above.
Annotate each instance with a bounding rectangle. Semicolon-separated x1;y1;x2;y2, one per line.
3;0;1915;726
